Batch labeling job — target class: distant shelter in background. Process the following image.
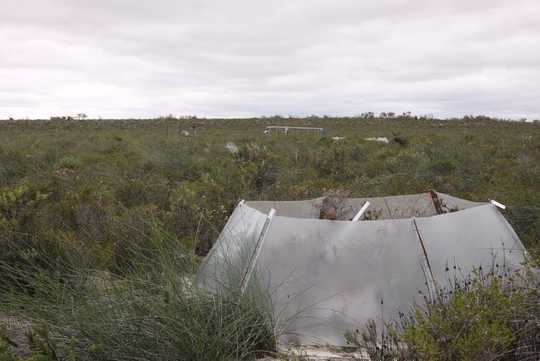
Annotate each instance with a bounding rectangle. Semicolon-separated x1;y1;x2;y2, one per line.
50;113;87;121
264;125;326;136
50;116;75;121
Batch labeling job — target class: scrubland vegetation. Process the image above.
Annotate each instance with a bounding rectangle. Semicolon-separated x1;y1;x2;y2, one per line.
0;116;539;360
347;268;539;361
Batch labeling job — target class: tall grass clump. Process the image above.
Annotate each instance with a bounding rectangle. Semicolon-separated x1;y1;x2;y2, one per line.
347;268;540;361
0;220;276;361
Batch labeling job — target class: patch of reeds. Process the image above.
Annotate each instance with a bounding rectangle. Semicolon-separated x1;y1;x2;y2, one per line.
0;221;276;361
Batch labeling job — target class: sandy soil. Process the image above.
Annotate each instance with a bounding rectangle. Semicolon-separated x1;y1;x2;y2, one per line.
0;315;32;358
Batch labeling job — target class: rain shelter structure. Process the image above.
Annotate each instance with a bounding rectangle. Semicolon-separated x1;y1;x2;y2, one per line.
196;192;527;347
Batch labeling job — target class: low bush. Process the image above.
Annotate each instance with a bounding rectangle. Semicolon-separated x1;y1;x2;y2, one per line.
348;269;540;361
0;228;276;361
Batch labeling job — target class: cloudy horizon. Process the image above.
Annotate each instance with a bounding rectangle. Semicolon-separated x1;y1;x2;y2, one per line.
2;0;540;120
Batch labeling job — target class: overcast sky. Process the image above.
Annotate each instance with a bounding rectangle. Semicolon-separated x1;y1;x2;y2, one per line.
2;0;540;119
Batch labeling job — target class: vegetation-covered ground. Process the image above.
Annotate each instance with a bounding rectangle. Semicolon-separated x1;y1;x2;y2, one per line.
0;116;539;360
1;116;538;266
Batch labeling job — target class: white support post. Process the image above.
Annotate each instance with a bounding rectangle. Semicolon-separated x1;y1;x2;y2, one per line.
490;200;506;210
240;208;276;294
352;201;370;221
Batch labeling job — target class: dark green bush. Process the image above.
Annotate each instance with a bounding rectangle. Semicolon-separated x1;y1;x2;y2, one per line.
348;270;540;361
0;237;276;361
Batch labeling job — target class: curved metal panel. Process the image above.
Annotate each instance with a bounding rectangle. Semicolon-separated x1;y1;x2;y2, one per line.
255;216;426;346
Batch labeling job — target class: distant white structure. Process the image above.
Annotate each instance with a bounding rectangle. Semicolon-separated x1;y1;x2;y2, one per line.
365;136;389;144
264;126;326;136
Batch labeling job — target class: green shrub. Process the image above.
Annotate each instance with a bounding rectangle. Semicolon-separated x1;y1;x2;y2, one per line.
0;233;276;361
0;149;29;187
402;275;519;360
348;270;540;361
53;155;81;171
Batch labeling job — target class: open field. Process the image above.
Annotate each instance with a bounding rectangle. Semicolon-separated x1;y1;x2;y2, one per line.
1;117;539;264
0;116;539;360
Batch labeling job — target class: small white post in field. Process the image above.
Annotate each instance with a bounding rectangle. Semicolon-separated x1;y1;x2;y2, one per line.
490;200;506;210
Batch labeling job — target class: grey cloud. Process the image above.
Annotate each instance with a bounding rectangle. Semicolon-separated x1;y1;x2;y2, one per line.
1;0;539;119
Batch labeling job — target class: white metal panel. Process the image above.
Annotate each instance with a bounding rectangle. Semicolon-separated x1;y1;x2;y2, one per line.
414;204;527;289
254;216;426;346
196;203;269;292
196;194;525;348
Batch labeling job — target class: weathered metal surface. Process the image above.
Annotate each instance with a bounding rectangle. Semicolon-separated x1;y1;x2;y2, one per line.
198;194;527;348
